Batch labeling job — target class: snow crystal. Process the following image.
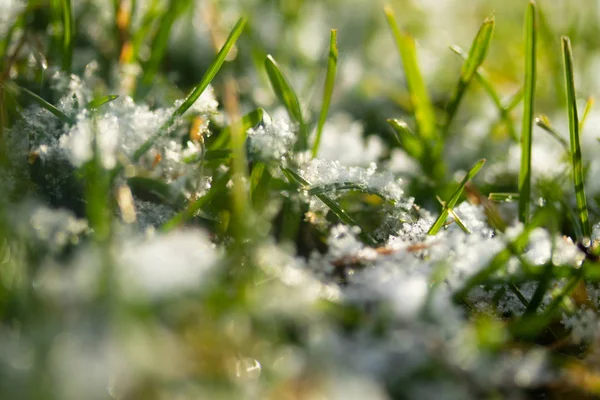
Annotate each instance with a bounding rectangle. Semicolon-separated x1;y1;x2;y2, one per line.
562;308;600;344
247;112;296;162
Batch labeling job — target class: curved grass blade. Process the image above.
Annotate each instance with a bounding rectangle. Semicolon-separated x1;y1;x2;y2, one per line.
386;118;423;160
311;29;338;158
563;36;590;239
132;16;247;162
209;108;264;150
265;55;307;150
384;6;436;142
17;85;74;124
428;159;486;235
281;167;377;245
444;16;495;134
61;0;74;72
518;0;537;224
86;95;119;110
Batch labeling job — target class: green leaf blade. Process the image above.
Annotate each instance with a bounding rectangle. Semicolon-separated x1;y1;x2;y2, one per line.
384;6;437;142
518;0;537;224
562;36;590;238
428;159;486;235
312;29;339;158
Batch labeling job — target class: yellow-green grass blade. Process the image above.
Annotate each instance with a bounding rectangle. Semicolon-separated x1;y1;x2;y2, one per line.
562;36;590;239
86;95;119;110
428;159;486;236
444;16;495;134
386;118;423;160
580;96;594;132
518;0;537;224
450;45;518;141
311;29;338;158
265;55;307;150
132;16;246;162
535;115;568;151
281;167;377;246
384;6;437;142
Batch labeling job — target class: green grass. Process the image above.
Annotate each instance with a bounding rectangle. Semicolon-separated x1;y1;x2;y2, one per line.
5;1;600;398
518;0;537;224
311;29;338;158
428;159;486;235
563;36;591;239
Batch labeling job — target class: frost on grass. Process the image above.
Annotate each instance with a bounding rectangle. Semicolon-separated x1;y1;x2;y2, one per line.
247;110;296;162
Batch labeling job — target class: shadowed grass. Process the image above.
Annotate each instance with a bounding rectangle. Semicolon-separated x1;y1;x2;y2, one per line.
384;6;437;142
311;29;338;158
428;159;486;235
562;36;590;239
518;0;537;224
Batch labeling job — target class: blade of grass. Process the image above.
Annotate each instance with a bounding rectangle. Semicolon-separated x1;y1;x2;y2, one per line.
450;45;519;142
518;0;537;224
265;55;307;150
209;108;264;150
61;0;74;72
86;95;119;110
444;16;495;134
384;6;437;142
428;159;486;235
563;36;590;239
488;192;520;202
386;118;423;160
132;16;247;162
580;96;594;132
281;167;377;245
311;29;338;158
535;115;568;151
15;85;74;124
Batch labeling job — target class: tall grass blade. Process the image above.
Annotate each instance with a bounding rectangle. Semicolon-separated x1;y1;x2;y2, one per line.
133;16;247;162
444;16;495;133
311;29;338;158
428;159;486;235
265;55;307;150
61;0;74;72
384;6;437;142
518;0;537;224
562;36;590;238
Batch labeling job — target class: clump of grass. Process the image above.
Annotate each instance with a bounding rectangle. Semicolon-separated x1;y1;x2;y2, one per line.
3;1;600;399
